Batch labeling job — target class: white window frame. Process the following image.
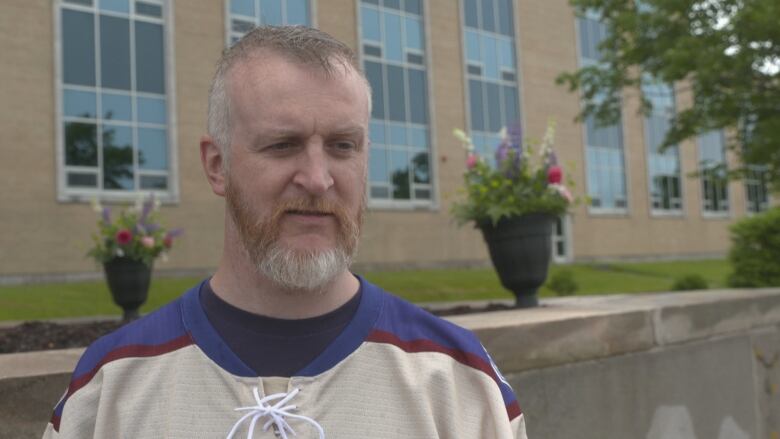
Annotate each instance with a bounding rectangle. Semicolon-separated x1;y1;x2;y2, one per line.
54;0;178;203
745;164;771;214
357;0;438;210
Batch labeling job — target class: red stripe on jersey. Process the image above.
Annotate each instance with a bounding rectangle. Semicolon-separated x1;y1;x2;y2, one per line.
366;329;522;420
506;400;522;421
51;333;193;432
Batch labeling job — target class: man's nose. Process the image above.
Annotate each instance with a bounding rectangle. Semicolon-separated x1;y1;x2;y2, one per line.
292;144;334;196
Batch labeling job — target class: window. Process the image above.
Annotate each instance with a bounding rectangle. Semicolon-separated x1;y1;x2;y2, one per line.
745;165;770;213
577;13;627;212
227;0;311;44
698;130;729;214
462;0;520;162
552;216;572;263
360;0;433;204
643;79;682;213
58;0;173;198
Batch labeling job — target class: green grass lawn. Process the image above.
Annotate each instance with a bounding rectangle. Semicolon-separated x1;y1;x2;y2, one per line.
0;259;732;321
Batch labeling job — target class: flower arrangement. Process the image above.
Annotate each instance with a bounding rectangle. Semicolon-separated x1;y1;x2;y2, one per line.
87;194;182;266
451;120;577;227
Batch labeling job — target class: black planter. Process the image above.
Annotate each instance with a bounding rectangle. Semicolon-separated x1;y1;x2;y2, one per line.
479;213;555;308
103;257;153;321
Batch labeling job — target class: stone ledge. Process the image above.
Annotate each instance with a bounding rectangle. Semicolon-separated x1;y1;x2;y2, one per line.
0;348;84;380
448;288;780;372
1;288;779;380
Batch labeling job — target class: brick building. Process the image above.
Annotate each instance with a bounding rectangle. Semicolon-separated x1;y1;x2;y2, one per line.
0;0;772;281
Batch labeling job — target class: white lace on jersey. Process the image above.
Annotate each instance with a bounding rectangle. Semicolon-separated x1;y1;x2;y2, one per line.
226;387;325;439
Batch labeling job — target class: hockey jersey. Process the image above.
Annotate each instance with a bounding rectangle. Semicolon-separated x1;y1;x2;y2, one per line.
43;277;527;438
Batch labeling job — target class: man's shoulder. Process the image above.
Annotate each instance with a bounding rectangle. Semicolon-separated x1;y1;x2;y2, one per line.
365;283;489;369
73;283;199;379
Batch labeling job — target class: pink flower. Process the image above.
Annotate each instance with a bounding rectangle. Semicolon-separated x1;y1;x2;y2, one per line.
115;229;133;245
466;153;478;169
141;236;155;248
552;184;574;203
547;165;563;184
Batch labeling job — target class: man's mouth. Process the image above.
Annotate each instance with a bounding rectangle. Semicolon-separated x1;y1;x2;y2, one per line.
286;209;332;216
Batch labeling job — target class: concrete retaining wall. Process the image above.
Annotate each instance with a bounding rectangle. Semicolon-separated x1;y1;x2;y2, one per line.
2;289;779;438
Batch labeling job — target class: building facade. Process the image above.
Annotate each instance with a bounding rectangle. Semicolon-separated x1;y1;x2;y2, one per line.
0;0;772;280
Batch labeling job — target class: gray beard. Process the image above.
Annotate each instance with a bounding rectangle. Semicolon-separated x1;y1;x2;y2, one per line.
255;244;353;292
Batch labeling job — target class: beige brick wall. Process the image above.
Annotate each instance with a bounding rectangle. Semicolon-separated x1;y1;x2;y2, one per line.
0;0;767;279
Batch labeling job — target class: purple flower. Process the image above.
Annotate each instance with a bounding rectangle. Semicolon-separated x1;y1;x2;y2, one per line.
547;151;558;167
166;228;184;239
140;194;155;223
101;207;111;224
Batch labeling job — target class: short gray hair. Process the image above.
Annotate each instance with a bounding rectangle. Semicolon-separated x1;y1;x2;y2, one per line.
207;25;371;162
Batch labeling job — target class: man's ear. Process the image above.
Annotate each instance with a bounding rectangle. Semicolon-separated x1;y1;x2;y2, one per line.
200;135;226;197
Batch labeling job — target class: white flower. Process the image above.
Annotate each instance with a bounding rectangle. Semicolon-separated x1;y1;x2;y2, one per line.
115;248;125;257
90;197;103;214
453;129;475;152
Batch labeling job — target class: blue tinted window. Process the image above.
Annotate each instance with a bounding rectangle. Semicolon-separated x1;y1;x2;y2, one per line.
137;97;166;124
100;15;131;90
404;17;423;51
138;127;168;170
135;22;165;93
468;80;484;131
464;0;478;28
62;10;96;86
231;0;254;16
64;89;97;119
362;6;381;41
502;85;518;125
140;175;168;189
466;31;481;63
103;124;134;190
408;69;427;124
370;121;386;144
384;13;403;62
369;146;388;183
65;122;98;166
497;0;513;36
498;38;514;72
100;0;129;13
361;0;431;202
486;82;501;131
287;0;308;24
483;36;498;79
261;0;283;24
102;92;132;121
481;0;496;32
60;2;170;193
386;65;406;121
365;61;385;119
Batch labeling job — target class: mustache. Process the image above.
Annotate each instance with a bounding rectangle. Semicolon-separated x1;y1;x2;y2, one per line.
277;198;340;216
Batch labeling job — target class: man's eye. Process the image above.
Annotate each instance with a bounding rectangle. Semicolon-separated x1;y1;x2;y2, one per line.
269;142;295;151
332;141;356;151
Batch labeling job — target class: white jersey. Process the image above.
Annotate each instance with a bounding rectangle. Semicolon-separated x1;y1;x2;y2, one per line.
44;277;527;438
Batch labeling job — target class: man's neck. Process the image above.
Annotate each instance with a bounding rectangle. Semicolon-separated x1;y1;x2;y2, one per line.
209;243;360;320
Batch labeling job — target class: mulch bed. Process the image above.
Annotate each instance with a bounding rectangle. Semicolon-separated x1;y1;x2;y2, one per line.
0;303;518;354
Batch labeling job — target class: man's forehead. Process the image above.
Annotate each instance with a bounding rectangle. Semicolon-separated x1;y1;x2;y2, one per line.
227;48;355;83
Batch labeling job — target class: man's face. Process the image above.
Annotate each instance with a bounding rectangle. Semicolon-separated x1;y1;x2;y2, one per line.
222;52;369;290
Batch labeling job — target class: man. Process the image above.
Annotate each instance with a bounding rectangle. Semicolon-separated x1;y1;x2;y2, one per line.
44;26;527;438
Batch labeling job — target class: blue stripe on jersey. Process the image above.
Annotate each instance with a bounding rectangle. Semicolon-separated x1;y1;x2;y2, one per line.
180;279;257;377
295;275;384;376
370;289;519;409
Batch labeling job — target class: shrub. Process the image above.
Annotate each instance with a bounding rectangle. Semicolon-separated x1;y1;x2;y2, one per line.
547;268;578;296
727;207;780;287
671;274;709;291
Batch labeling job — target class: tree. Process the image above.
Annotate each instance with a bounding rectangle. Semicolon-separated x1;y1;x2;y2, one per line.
556;0;780;190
